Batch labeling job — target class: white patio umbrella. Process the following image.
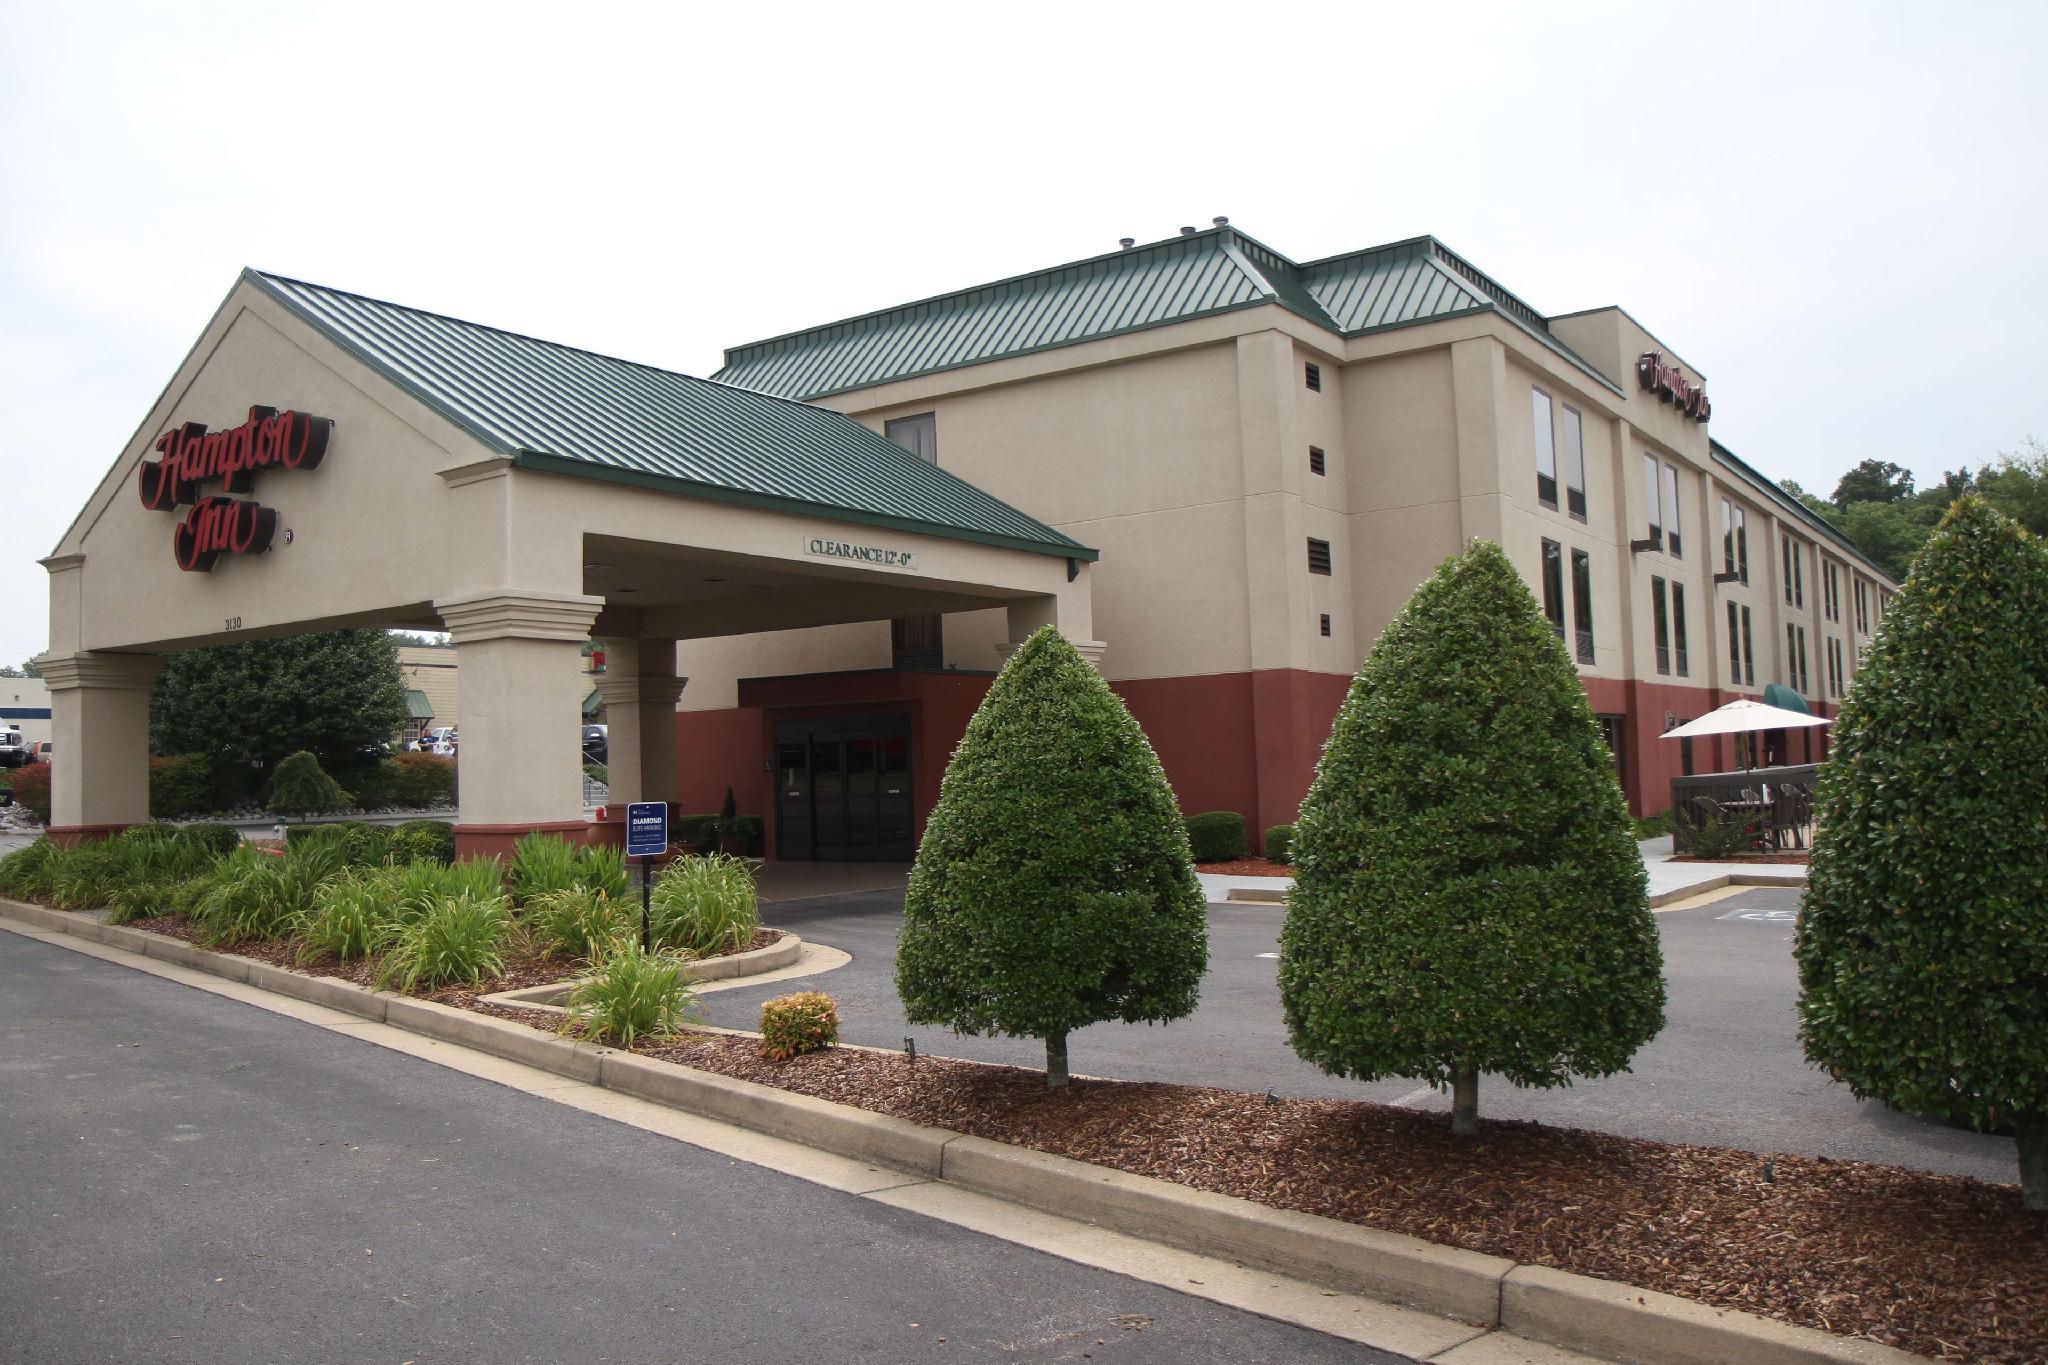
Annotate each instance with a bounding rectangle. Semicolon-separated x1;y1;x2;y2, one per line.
1660;697;1832;740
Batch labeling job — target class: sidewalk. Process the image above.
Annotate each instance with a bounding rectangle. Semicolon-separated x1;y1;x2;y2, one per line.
1199;836;1808;906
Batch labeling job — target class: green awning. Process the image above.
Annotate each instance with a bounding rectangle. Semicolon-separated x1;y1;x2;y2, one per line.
1761;683;1809;715
404;689;433;720
581;688;602;717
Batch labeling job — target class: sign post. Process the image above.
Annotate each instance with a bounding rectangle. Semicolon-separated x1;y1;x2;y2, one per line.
625;801;669;951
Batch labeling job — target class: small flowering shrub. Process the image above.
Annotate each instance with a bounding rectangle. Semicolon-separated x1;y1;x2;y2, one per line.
759;991;839;1062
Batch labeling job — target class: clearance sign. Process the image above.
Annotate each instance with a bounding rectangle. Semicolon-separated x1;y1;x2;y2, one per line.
137;405;333;571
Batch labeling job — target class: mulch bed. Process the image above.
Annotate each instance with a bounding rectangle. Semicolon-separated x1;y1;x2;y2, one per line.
81;907;2048;1360
1195;858;1293;877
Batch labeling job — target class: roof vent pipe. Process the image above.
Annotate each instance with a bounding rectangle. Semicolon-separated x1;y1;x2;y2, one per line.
1179;225;1197;236
1212;216;1229;227
1118;237;1135;249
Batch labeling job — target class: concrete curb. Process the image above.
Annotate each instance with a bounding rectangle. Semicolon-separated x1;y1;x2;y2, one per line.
0;896;1932;1365
683;929;802;981
1647;871;1807;909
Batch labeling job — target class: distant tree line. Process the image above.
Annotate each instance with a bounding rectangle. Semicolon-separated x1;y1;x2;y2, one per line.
1780;436;2047;581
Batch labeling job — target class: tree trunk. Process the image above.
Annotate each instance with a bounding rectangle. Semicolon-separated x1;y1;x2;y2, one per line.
1045;1032;1070;1090
1451;1069;1479;1136
2020;1113;2047;1212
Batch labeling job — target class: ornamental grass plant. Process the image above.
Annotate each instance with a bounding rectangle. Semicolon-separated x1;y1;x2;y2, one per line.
297;870;397;964
561;942;697;1046
525;885;633;962
573;844;629;900
1795;496;2048;1208
508;832;583;903
1280;541;1664;1134
190;840;345;948
896;625;1207;1088
649;854;758;957
375;890;511;993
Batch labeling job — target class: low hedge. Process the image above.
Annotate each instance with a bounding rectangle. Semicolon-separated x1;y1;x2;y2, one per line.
393;820;456;865
1184;810;1247;862
1263;823;1295;865
149;754;214;819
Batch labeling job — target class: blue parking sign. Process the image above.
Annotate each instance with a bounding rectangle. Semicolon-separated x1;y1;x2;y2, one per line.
626;802;669;858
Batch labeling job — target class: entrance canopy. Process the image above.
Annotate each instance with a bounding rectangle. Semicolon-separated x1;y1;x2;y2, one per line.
39;269;1102;853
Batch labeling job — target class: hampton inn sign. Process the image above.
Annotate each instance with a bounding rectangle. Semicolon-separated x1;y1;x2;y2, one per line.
137;404;333;571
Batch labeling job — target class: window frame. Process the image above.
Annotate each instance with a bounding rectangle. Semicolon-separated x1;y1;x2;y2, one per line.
883;412;938;463
1540;538;1567;639
1642;454;1663;551
1672;581;1688;677
1651;575;1671;676
1741;605;1756;686
1562;404;1587;520
1532;388;1558;510
1571;548;1596;664
1662;463;1683;559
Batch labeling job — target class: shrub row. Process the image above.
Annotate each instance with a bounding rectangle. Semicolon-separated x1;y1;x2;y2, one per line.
1183;810;1246;862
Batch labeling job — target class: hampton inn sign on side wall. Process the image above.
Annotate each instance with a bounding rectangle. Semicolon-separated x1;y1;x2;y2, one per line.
137;404;333;571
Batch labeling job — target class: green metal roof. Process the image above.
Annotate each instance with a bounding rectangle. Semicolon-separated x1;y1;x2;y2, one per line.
1762;683;1810;714
404;689;433;720
713;227;1621;400
245;271;1094;562
581;688;602;717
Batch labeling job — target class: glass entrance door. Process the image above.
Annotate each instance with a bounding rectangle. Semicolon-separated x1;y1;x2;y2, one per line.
774;716;914;861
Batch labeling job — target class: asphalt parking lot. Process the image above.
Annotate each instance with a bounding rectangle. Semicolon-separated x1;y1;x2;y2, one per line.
705;885;2017;1185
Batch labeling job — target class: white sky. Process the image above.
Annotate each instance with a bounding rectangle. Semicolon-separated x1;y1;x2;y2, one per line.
3;0;2043;666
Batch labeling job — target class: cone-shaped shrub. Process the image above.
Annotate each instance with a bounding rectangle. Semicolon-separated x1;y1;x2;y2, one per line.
1280;541;1664;1133
267;750;351;820
896;626;1206;1087
1795;496;2048;1208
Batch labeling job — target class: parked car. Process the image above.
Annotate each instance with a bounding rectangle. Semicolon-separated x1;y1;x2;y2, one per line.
35;741;51;760
582;724;608;765
0;727;35;769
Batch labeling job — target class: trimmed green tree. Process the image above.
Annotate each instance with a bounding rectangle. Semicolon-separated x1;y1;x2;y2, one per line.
150;629;408;792
1795;496;2048;1208
1280;540;1664;1134
896;626;1207;1087
267;751;352;821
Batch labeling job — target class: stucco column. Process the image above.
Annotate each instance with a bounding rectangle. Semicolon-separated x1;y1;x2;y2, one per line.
38;651;163;845
436;590;604;860
592;638;686;807
997;593;1105;671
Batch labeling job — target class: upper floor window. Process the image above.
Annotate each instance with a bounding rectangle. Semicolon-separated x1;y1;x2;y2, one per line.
1307;538;1332;575
884;413;938;463
1823;563;1841;622
1541;539;1566;639
1305;362;1322;392
1741;605;1756;686
1672;582;1689;677
1662;463;1683;559
1721;498;1749;582
1561;406;1587;520
1652;576;1671;675
1854;579;1869;633
1782;534;1805;608
1571;549;1596;665
1533;389;1558;509
1642;454;1663;551
1309;446;1326;477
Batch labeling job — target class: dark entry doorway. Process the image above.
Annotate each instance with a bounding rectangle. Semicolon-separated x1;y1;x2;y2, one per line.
774;716;914;861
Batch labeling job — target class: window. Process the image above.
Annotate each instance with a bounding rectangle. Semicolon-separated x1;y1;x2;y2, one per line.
1786;624;1810;694
1571;549;1595;664
1305;362;1322;392
1532;389;1558;509
1662;464;1683;559
1672;582;1688;677
1541;538;1566;638
1319;613;1332;638
1741;605;1755;685
1307;538;1332;575
1309;445;1326;477
1642;454;1662;551
1721;499;1749;582
1562;407;1587;519
1826;637;1844;697
1783;534;1805;608
1823;563;1841;622
884;412;937;462
1727;600;1742;682
1651;576;1671;675
1854;580;1869;633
